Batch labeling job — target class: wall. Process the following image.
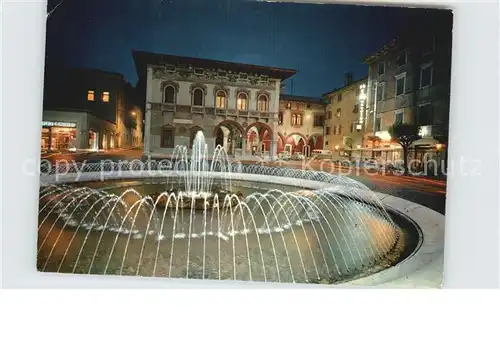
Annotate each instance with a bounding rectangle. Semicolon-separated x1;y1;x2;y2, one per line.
144;64;282;157
324;80;367;158
277;100;325;155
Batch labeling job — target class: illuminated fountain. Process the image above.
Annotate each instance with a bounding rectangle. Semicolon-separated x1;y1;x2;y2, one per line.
37;131;409;284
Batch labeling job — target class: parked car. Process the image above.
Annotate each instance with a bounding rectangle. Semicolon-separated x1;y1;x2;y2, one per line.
291;152;305;160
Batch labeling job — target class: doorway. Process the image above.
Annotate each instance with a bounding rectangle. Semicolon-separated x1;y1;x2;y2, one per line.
303;145;311;158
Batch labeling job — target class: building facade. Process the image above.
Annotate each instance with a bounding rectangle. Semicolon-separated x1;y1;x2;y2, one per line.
42;67;143;151
362;12;453;165
323;74;368;160
133;50;296;159
277;95;325;157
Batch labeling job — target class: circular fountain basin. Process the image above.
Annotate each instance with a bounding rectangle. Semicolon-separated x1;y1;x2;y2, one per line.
37;173;421;285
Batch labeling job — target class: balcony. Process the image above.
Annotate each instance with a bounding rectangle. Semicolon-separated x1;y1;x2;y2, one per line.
191;106;204;114
215;108;227;116
417;85;448;102
378;93;413;112
161;103;176;112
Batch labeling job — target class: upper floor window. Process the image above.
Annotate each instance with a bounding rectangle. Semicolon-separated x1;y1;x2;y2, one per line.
374;115;381;132
395;110;404;124
326;126;330;135
237;92;248;111
377;61;385;76
163;85;176;104
87;90;95;101
102;92;110;103
395;73;406;96
376;83;385;102
337;93;342;102
328;96;333;104
313;115;324;127
291;113;302;126
420;63;433;88
192;88;204;106
327;111;332;119
306;104;311;109
215;90;227;109
258;94;269;112
278;112;283;125
335;108;341;117
353;104;359;114
417;103;434;125
286;102;291;109
396;50;407;67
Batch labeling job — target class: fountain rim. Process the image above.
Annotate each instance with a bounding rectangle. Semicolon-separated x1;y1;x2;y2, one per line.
39;171;444;288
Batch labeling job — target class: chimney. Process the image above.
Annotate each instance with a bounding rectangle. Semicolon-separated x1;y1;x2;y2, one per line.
344;72;353;86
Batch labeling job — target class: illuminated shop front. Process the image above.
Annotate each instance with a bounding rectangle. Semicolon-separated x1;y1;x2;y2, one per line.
41;121;77;151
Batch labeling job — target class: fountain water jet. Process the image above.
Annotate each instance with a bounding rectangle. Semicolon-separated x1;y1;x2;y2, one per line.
37;131;407;284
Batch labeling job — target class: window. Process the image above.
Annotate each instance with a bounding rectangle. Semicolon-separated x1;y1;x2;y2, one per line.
102;92;110;102
338;125;342;135
87;90;95;101
217;71;227;77
314;115;324;127
291;113;302;126
306;104;311;109
194;68;203;75
286;102;291;109
215;91;226;108
237;92;248;111
327;111;332;119
239;73;248;79
395;111;404;124
337;93;342;102
161;127;174;148
335;108;341;117
376;83;384;102
374;115;381;132
326;127;330;135
417;103;434;125
356;124;362;131
420;64;433;88
192;88;204;106
377;61;385;75
328;96;333;104
258;94;268;112
333;125;337;135
278;112;283;125
396;51;407;67
353;104;359;114
164;86;175;104
395;73;406;96
350;123;355;133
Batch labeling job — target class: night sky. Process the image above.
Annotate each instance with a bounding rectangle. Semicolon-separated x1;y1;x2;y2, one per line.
45;0;438;97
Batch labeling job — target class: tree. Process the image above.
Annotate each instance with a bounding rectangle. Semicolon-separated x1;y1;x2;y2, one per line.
387;123;422;174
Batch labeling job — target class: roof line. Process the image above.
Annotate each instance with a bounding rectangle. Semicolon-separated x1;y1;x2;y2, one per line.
322;76;368;97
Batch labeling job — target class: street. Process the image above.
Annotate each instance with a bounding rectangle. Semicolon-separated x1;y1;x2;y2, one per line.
41;148;447;215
